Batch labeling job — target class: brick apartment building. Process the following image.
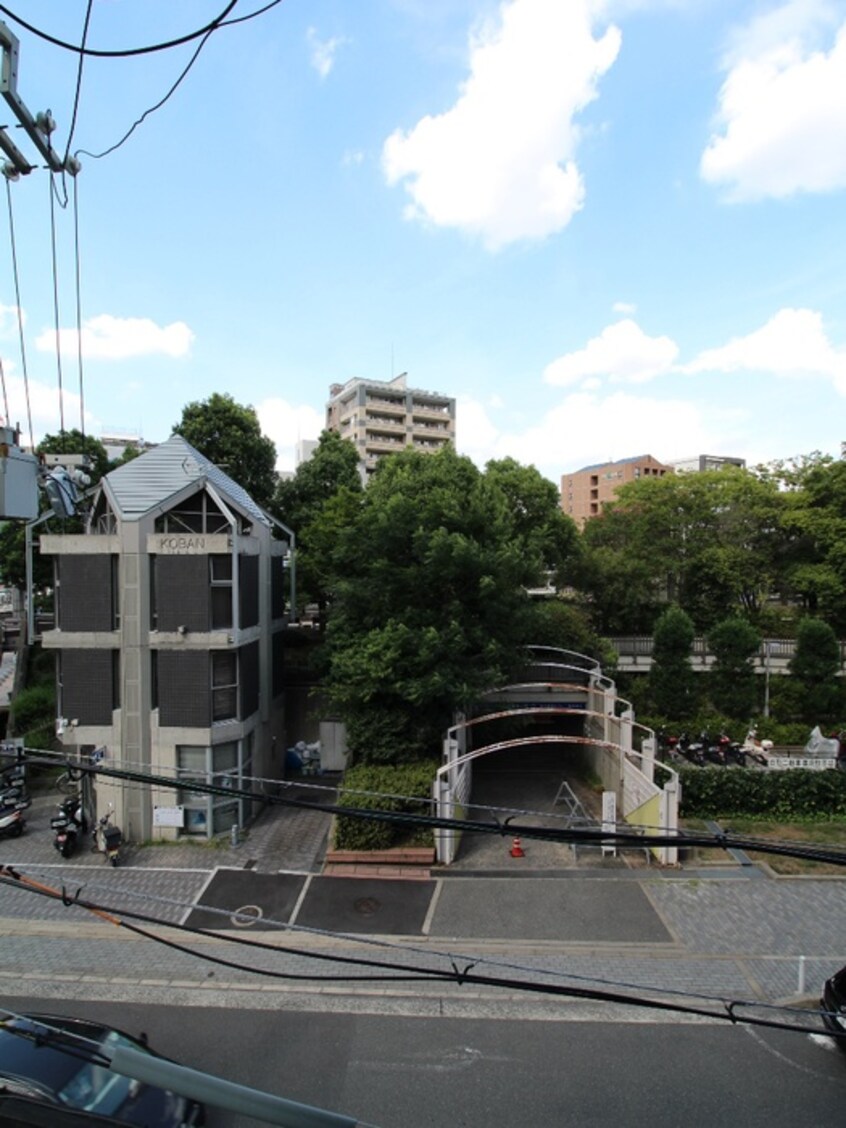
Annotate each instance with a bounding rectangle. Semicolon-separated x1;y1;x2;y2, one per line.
562;454;672;526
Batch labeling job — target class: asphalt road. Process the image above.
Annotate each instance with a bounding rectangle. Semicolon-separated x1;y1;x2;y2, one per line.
3;995;845;1127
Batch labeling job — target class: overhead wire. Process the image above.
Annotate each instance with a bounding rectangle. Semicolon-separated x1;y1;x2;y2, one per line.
0;864;838;1042
71;169;85;442
47;171;66;435
0;2;240;58
61;0;95;165
26;748;846;866
3;177;34;448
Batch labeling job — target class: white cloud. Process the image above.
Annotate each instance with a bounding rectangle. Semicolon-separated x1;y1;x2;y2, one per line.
256;397;324;472
701;7;846;200
0;372;95;444
543;318;679;386
35;315;194;360
382;0;621;249
307;27;346;79
612;300;636;315
0;303;24;339
685;307;846;392
455;389;740;482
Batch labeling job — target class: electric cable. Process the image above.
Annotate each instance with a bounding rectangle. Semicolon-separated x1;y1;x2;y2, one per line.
71;173;85;441
74;25;220;162
0;2;240;58
0;865;837;1042
0;858;832;1037
4;177;34;449
25;748;846;866
47;172;65;435
0;355;10;428
62;0;94;164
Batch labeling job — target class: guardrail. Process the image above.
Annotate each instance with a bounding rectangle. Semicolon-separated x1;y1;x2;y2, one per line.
606;636;846;672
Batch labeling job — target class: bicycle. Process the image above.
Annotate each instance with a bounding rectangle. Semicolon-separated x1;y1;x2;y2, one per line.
55;768;81;795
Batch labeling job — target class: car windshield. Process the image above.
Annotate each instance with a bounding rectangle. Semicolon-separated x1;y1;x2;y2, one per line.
55;1030;145;1118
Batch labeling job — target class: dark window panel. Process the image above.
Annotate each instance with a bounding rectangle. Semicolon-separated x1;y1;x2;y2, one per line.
158;650;211;727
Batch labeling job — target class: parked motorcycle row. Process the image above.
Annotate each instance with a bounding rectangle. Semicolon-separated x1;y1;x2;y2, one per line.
0;759;123;863
0;761;30;840
657;728;771;769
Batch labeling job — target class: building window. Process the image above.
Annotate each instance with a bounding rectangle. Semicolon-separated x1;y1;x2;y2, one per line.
210;554;233;630
150;651;158;710
176;738;253;838
212;651;238;721
111;556;120;629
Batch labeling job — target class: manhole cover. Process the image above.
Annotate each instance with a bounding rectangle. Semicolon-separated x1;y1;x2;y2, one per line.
354;897;380;916
230;903;263;927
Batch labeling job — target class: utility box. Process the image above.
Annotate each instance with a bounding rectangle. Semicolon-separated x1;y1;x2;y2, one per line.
319;720;349;771
0;428;38;520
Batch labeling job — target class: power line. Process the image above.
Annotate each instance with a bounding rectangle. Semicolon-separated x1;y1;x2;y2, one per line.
61;0;94;164
0;864;838;1042
73;25;220;162
24;750;846;866
4;176;34;448
0;2;240;58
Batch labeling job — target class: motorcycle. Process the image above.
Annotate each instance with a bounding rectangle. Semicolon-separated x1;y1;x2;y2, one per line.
680;732;706;767
741;727;772;767
0;766;29;809
0;799;26;839
92;808;122;866
51;794;85;859
720;734;748;767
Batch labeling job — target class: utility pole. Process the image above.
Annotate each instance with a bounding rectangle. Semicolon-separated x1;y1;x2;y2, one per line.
0;20;80;178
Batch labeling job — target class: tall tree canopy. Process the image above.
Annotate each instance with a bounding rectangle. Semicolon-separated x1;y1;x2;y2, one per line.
580;467;787;632
778;458;846;631
173;393;277;509
270;430;363;617
322;446;578;762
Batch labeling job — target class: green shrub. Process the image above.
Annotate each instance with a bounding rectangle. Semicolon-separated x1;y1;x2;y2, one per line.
334;760;439;851
9;683;55;742
678;766;846;819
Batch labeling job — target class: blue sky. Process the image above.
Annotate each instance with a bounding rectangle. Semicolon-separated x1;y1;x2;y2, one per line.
1;0;845;483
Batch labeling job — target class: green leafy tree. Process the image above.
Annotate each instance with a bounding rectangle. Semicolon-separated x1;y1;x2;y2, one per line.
173;392;277;509
580;467;788;632
484;457;581;587
779;459;846;630
649;605;697;720
707;616;761;720
270;430;363;619
789;617;844;724
322;447;566;762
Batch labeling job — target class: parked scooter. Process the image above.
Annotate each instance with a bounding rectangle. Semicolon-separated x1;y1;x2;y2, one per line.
720;734;748;767
680;732;706;767
92;808;122;866
51;794;85;859
741;727;772;767
0;799;26;839
0;766;29;809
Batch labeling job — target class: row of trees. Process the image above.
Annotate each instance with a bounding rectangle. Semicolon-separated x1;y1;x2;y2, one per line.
646;605;844;729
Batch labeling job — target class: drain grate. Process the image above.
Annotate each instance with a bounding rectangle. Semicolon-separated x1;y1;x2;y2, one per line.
354;897;380;916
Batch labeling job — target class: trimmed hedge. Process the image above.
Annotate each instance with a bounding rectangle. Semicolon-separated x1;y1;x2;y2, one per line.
678;766;846;819
334;761;439;851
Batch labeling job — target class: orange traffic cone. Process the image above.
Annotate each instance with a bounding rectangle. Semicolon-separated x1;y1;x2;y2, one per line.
510;837;525;858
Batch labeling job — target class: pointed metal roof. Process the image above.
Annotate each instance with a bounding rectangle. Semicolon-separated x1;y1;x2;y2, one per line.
101;434;271;526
